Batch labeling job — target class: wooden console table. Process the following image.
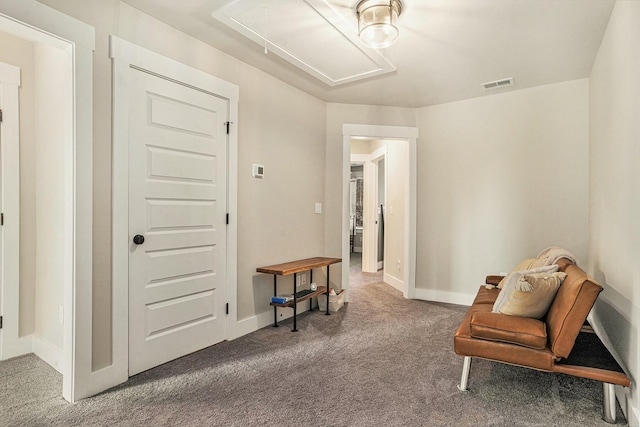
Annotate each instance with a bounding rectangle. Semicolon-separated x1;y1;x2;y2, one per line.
257;257;342;332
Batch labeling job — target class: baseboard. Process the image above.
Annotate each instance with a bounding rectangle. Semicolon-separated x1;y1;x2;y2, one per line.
32;335;64;375
615;386;639;427
236;305;314;338
1;335;33;361
383;272;405;294
413;288;475;306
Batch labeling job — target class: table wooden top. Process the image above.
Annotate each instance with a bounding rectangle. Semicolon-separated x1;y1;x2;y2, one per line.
256;257;342;276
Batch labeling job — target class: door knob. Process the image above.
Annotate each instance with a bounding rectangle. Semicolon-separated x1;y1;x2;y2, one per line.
133;234;145;245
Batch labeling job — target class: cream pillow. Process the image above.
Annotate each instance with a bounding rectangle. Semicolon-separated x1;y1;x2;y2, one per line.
497;258;548;289
499;271;567;319
492;264;559;313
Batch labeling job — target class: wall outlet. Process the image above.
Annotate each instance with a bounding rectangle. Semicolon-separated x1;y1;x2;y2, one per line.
301;273;307;286
58;306;64;324
397;259;401;270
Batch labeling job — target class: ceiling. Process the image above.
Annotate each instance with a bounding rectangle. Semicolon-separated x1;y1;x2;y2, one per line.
121;0;615;108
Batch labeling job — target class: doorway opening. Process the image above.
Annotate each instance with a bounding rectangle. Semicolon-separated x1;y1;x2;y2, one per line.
349;148;386;292
341;125;418;301
0;4;94;402
349;140;387;279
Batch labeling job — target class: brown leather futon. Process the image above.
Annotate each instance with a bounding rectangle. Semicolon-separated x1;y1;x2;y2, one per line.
454;258;630;423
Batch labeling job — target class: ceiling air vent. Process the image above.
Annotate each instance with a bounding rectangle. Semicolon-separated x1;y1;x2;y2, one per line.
482;77;514;90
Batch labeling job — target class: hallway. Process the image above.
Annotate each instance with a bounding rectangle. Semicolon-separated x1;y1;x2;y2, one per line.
349;252;384;290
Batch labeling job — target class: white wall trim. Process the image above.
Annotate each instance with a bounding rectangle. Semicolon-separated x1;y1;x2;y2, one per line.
413;288;475;306
237;307;314;338
0;62;21;362
342;124;418;299
0;0;93;51
0;2;95;403
110;36;239;395
32;335;64;375
0;61;20;84
383;272;404;295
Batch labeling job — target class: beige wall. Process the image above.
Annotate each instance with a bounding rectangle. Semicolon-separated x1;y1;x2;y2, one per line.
33;42;70;352
588;1;639;422
350;140;371;155
0;30;36;337
415;80;589;299
36;0;327;369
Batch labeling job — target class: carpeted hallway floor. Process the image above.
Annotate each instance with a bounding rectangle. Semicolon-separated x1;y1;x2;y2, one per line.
0;254;627;426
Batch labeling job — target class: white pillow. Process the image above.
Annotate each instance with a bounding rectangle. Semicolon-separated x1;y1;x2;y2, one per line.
499;272;567;318
492;264;559;313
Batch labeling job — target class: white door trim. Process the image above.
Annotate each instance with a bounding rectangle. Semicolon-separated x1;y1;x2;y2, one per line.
342;124;418;299
110;36;239;386
0;62;23;360
0;1;95;402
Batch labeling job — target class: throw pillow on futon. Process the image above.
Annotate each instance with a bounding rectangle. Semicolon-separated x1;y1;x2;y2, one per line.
492;264;559;313
497;258;548;289
499;271;567;319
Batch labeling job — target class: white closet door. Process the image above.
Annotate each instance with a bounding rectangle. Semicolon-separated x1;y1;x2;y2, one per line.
128;68;228;376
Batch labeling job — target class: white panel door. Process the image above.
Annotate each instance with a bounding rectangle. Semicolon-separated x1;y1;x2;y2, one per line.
128;68;228;376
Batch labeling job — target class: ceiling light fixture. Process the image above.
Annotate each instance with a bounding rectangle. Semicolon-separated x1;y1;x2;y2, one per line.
356;0;402;49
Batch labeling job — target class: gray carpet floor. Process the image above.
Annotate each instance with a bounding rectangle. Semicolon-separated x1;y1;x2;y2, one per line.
0;254;627;426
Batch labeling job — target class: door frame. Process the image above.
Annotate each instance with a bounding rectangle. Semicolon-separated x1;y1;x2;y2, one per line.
0;2;94;403
0;61;22;360
342;124;417;299
351;145;386;273
375;154;386;271
110;36;239;382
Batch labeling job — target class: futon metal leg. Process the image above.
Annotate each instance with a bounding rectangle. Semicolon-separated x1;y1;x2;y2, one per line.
602;382;616;423
457;356;472;391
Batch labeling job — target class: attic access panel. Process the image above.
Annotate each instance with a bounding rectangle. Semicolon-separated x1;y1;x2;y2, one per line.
212;0;396;86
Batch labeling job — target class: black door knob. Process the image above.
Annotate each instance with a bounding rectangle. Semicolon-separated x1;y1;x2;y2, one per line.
133;234;145;245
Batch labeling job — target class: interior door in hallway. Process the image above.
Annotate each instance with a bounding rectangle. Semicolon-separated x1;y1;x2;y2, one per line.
128;68;228;376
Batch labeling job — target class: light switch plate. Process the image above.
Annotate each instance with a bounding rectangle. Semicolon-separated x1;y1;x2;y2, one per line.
315;202;322;214
252;164;264;178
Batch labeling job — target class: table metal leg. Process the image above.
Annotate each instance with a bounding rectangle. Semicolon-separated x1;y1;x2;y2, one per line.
325;265;330;315
310;269;314;311
292;272;298;332
272;275;279;327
